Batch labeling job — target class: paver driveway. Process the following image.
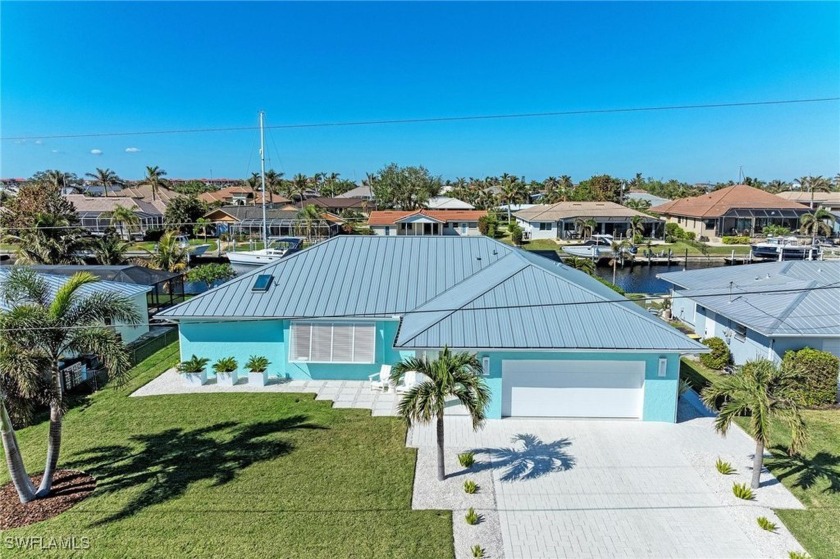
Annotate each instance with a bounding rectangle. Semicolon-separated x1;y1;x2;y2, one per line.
408;401;805;559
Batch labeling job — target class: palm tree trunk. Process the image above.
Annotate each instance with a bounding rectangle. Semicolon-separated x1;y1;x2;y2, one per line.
751;440;764;489
36;365;64;497
436;410;445;482
612;259;617;284
0;398;37;503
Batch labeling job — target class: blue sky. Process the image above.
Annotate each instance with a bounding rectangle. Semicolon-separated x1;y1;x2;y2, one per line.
2;1;838;182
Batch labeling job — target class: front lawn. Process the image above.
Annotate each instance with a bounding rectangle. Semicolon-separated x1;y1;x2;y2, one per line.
2;343;452;558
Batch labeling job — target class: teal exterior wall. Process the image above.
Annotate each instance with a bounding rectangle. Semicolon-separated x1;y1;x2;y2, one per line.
476;351;681;422
178;320;680;422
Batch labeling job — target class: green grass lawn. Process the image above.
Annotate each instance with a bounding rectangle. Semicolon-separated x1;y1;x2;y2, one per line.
3;344;452;558
661;241;751;256
130;238;219;252
680;357;840;558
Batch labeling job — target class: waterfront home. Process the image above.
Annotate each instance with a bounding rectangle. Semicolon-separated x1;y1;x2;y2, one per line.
514;201;659;240
650;185;810;241
659;261;840;364
776;190;840;235
335;184;374;200
64;194;164;238
203;206;343;239
294;196;371;215
157;236;704;421
198;186;290;207
367;209;487;236
425;196;475;210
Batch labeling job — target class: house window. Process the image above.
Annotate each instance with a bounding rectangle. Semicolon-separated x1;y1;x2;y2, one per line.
450;222;459;228
732;321;747;341
384;226;390;236
539;222;552;231
291;322;375;363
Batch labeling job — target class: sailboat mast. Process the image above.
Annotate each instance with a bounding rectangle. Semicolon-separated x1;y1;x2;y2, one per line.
259;111;268;247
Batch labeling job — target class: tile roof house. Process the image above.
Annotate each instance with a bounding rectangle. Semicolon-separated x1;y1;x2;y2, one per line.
426;196;475;210
203;206;343;238
158;236;704;421
368;209;487;236
658;261;840;368
335;185;374;199
514;202;660;240
64;194;164;237
296;197;371;214
118;184;179;212
650;185;810;240
198;186;289;207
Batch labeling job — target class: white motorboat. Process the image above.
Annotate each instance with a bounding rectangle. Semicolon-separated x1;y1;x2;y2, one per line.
750;236;818;261
563;234;637;259
227;237;303;274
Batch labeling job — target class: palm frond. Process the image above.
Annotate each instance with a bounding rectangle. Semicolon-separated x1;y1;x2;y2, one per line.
60;291;141;331
66;327;132;386
0;267;51;308
49;272;100;320
396;382;443;425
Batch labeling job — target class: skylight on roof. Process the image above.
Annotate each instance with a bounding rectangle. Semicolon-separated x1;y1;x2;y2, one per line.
252;274;273;292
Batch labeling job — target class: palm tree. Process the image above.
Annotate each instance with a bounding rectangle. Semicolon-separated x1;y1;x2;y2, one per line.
566;256;595;275
109;204;140;239
610;239;632;284
296;204;322;240
289;174;310;202
6;214;88;265
92;233;130;265
146;230;189;272
0;268;139;498
85;168;122;197
799;206;834;245
499;174;527;221
390;347;490;481
264;169;284;204
574;217;598;240
797;175;831;209
701;359;807;489
195;217;212;241
142;166;169;201
628;215;645;240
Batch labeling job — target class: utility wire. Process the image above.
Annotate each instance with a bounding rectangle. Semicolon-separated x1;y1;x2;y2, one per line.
3;97;838;141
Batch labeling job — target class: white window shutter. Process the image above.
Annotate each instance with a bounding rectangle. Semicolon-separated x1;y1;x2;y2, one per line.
353;324;375;363
332;323;354;362
291;323;312;361
311;323;333;362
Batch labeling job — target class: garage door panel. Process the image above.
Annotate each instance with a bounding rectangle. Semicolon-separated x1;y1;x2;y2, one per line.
502;360;644;419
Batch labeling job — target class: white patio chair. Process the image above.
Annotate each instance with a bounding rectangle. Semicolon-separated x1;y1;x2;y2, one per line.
395;371;430;395
368;364;392;391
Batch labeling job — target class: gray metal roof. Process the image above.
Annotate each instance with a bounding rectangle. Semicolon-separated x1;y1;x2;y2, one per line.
159;237;702;352
0;267;152;311
658;261;840;337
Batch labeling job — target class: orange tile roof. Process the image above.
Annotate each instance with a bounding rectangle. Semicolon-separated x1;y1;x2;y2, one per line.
650;185;809;218
368;209;487;226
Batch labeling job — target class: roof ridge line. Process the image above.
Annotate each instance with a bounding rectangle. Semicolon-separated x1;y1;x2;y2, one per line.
766;279;816;334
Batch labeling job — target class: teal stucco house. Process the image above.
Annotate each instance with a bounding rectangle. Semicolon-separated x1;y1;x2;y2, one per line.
158;236;704;422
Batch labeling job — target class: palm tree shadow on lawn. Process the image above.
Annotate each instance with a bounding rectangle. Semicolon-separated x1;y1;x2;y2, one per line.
65;415;325;526
767;446;840;494
470;434;575;482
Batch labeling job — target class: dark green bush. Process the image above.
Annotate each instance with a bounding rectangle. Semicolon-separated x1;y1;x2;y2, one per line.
510;225;523;246
700;337;731;370
722;236;750;244
186;263;236;284
782;348;840;407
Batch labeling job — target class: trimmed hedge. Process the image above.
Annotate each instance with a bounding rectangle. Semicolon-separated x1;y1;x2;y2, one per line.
722;236;750;244
700;337;731;370
782;348;840;407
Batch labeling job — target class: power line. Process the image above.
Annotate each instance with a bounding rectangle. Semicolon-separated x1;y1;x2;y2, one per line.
3;97;838;141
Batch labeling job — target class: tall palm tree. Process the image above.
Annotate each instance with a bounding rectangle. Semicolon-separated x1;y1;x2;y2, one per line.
92;233;130;265
628;215;645;240
565;256;595;275
574;217;598;239
290;174;310;202
195;217;212;241
6;214;88;265
701;359;807;489
264;169;284;204
797;175;831;209
610;239;632;284
85;168;122;197
142;166;169;201
109;204;140;239
499;174;527;221
296;204;322;240
0;268;139;498
799;206;834;245
390;347;490;481
146;230;189;272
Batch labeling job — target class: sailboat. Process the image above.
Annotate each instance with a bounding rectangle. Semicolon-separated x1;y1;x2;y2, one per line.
226;112;303;274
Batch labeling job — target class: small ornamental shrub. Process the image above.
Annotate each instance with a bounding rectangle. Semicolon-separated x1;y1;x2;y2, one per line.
678;378;692;397
763;225;791;237
465;507;481;525
788;552;811;559
458;452;476;468
510;225;524;246
700;337;731;370
732;482;755;500
463;480;478;494
245;355;270;372
212;356;238;373
715;458;736;475
471;544;485;558
722;236;750;244
177;355;209;374
757;516;778;532
186;263;236;285
782;348;840;407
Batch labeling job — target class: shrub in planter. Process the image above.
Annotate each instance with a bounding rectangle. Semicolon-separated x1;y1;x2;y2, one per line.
700;337;731;370
246;355;271;387
213;356;239;386
178;355;209;386
782;348;840;407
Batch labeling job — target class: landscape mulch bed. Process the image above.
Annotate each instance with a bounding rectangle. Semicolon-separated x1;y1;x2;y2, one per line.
0;469;96;529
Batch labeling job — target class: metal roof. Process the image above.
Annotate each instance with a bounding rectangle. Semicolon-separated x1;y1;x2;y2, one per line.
658;261;840;337
0;267;152;311
159;236;703;352
29;265;181;285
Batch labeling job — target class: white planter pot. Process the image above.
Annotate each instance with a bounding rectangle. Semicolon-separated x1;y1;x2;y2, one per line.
248;371;268;387
216;370;240;386
183;371;207;386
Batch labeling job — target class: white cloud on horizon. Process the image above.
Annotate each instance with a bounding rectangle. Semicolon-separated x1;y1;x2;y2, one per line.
125;147;141;153
90;149;103;156
34;139;43;145
51;149;61;154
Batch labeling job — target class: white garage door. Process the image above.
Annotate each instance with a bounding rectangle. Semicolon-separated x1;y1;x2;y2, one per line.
501;360;645;418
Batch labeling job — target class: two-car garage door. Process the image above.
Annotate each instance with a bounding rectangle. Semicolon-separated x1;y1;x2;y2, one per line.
501;360;645;419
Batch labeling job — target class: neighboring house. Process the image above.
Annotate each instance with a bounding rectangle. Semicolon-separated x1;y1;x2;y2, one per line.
426;196;475;210
626;191;670;207
335;185;374;200
203;206;343;238
777;190;840;235
296;197;371;215
368;210;487;236
650;185;810;241
659;261;840;366
514;202;660;240
158;236;704;421
0;267;151;344
118;184;179;213
29;264;185;315
198;186;289;207
64;194;164;237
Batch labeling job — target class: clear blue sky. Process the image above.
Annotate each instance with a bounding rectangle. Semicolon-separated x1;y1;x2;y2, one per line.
2;1;838;183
